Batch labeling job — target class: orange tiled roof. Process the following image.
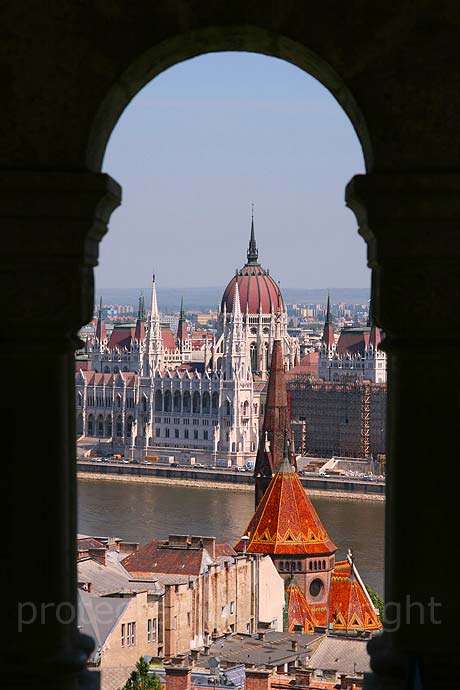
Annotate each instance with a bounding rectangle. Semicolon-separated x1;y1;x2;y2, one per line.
235;459;336;555
286;578;318;634
328;559;382;632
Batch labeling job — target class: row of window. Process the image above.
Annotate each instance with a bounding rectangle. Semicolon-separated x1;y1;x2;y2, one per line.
154;390;220;414
121;618;159;647
154;417;216;426
156;428;210;441
279;559;329;572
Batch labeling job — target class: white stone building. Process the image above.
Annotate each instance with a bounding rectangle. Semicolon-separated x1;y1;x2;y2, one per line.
76;218;299;465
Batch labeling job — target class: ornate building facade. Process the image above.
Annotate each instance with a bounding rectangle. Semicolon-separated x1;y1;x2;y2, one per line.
318;296;386;383
76;218;299;465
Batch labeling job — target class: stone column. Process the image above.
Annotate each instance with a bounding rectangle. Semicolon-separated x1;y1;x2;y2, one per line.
346;173;460;690
0;172;121;690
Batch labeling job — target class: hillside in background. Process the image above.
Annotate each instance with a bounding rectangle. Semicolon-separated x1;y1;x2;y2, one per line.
96;287;370;312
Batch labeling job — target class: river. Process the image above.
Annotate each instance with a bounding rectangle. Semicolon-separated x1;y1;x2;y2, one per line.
78;478;385;594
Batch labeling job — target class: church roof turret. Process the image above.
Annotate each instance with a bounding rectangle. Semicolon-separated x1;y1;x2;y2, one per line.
247;205;259;265
321;293;334;348
95;296;106;342
235;454;336;554
176;296;188;344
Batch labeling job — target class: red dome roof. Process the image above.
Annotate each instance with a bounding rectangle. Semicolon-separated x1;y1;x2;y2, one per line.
221;265;284;314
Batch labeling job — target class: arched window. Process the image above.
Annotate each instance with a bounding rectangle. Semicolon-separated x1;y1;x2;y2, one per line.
183;390;191;413
211;391;219;414
164;390;172;412
105;415;112;437
77;414;83;435
226;400;231;416
192;391;201;414
116;394;122;409
77;392;82;407
126;416;133;438
279;562;284;572
97;415;104;437
243;400;249;416
265;343;269;370
309;562;312;571
87;415;94;436
297;561;302;571
173;390;181;413
232;442;236;452
104;365;110;373
250;342;258;372
202;391;210;414
314;561;317;571
116;416;122;437
216;356;222;371
322;560;326;570
155;389;162;412
142;395;148;412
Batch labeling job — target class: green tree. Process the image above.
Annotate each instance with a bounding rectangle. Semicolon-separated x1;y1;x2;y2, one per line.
365;583;384;620
118;657;162;690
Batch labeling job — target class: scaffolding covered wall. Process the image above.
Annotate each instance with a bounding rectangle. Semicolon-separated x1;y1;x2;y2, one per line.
287;375;386;458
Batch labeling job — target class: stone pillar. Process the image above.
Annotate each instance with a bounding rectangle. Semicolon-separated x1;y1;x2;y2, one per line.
1;171;121;690
346;173;460;690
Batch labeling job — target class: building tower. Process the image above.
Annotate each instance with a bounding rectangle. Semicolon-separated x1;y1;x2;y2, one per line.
144;274;163;375
318;294;335;380
254;316;295;507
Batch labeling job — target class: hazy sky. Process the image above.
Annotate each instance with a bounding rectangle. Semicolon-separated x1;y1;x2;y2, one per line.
98;52;367;290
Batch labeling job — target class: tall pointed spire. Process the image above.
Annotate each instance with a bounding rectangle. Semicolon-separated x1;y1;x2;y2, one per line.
95;296;106;343
254;312;295;506
232;273;241;319
321;292;334;348
176;296;188;344
134;294;146;343
145;272;163;374
246;204;259;265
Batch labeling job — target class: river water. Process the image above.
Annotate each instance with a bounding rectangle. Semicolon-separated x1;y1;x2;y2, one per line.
78;479;385;595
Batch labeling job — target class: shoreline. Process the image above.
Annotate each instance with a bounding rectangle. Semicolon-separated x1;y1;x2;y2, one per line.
77;471;385;501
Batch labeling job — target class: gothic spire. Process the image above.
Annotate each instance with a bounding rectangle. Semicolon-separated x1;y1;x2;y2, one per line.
95;296;106;343
246;204;259;265
177;296;188;344
321;292;335;348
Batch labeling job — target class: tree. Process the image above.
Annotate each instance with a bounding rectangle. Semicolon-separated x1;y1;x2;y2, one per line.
365;583;384;620
118;657;162;690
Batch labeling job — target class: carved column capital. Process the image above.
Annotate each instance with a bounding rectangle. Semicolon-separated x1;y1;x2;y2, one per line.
346;173;460;341
0;171;121;342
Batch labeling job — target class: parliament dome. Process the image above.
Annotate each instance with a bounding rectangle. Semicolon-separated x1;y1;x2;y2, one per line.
221;216;285;315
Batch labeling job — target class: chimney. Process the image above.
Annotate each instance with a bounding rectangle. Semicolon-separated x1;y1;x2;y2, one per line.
245;668;271;690
291;639;298;652
164;665;192;690
203;645;210;656
168;535;191;548
257;631;266;641
190;649;200;662
295;668;312;688
118;541;139;554
88;547;106;566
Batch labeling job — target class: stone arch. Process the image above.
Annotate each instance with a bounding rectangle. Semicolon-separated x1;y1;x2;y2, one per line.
164;389;172;412
211;391;219;414
183;390;191;413
202;391;210;414
155;389;162;412
87;414;94;436
96;414;104;437
192;391;201;414
173;389;181;413
87;26;372;172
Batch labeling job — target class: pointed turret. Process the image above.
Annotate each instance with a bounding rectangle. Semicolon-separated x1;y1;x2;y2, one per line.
254;314;295;506
235;441;336;555
95;296;106;343
321;293;334;348
176;296;188;345
246;205;259;265
145;273;163;375
134;294;146;343
286;576;318;634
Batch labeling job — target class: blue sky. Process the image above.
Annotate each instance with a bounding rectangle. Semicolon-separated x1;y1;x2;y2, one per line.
98;52;367;290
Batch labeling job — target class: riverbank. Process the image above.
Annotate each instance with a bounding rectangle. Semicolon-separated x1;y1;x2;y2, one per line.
77;462;385;501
